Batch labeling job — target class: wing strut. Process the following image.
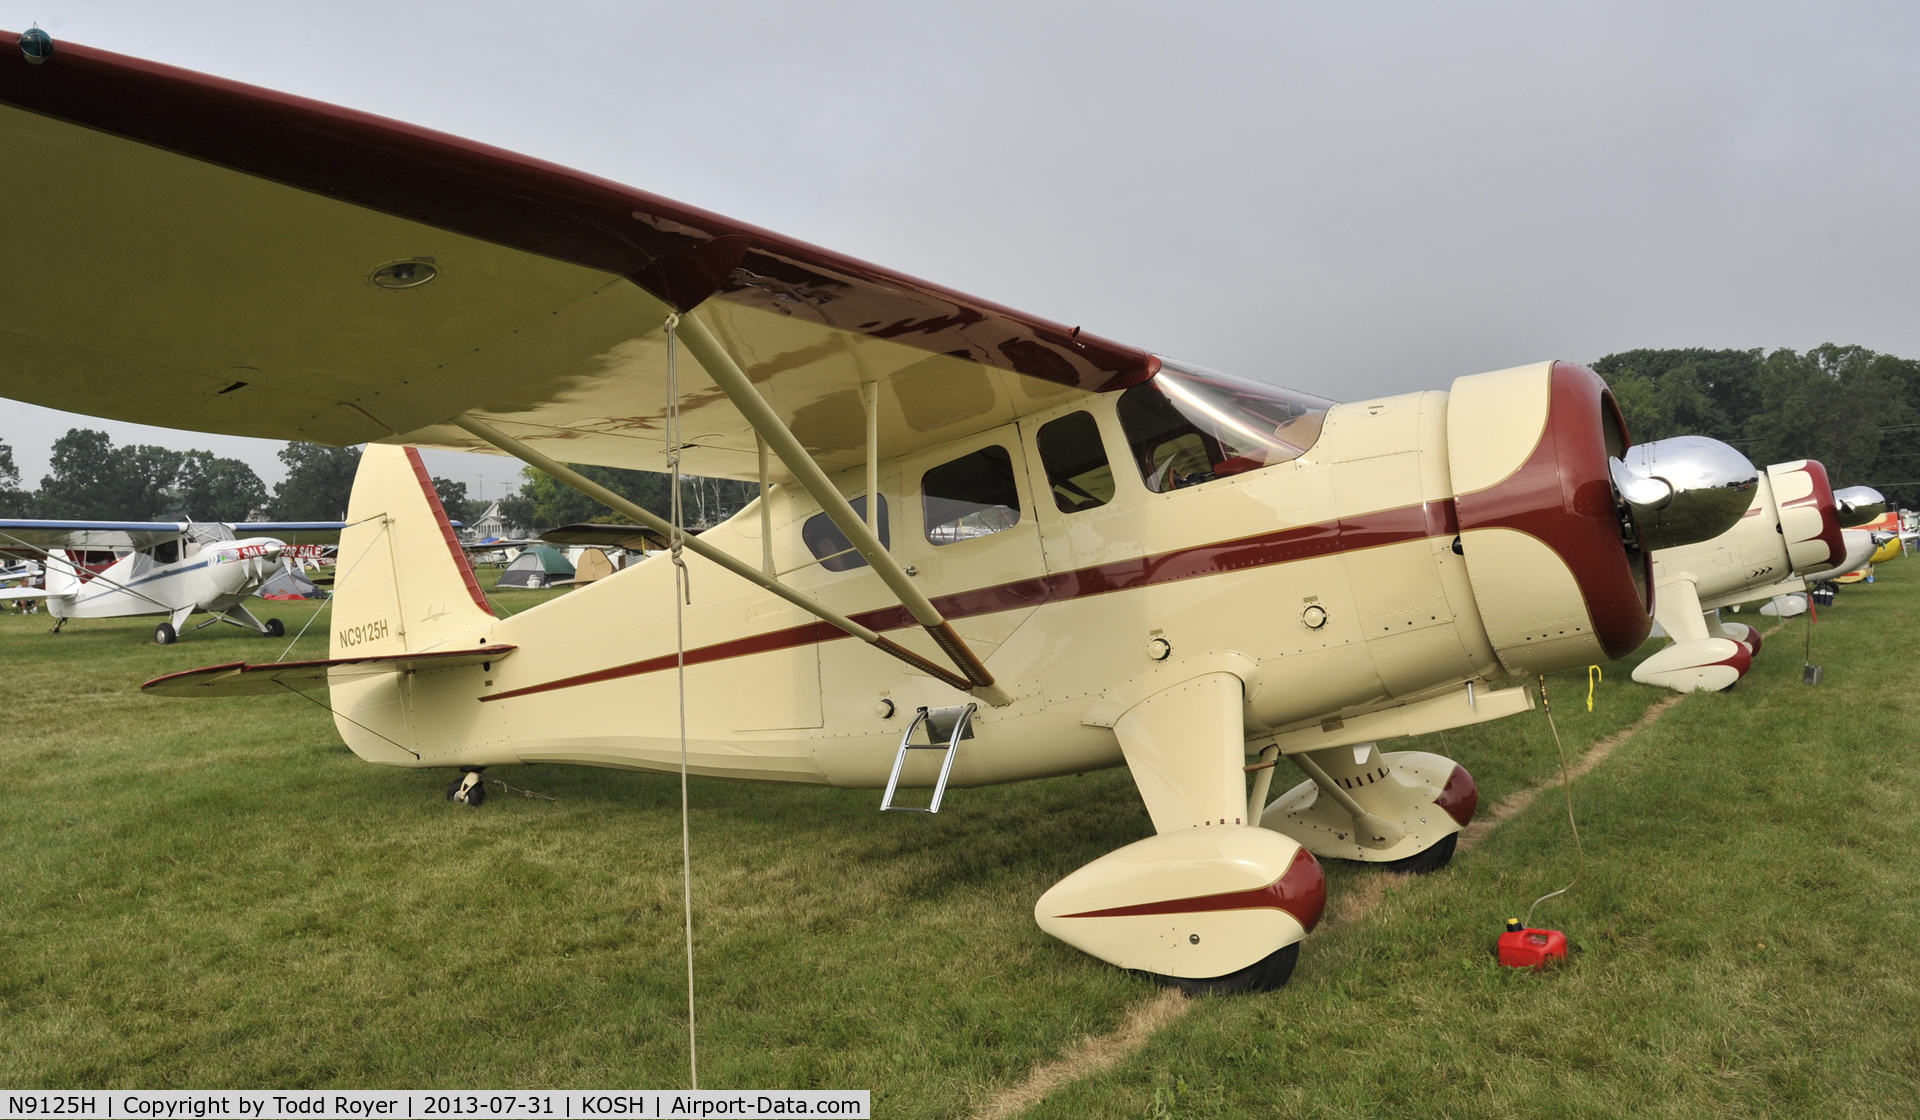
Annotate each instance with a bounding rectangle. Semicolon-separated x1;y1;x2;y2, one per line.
451;414;1005;703
675;311;1011;705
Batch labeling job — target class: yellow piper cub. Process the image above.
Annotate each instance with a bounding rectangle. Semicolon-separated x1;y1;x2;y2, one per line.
2;30;1755;992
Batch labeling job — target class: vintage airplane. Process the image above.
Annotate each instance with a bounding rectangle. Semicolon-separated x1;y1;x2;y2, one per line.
0;519;343;642
1627;459;1871;693
1;30;1756;992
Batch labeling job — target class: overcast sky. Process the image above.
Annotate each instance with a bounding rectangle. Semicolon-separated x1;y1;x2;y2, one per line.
3;1;1917;496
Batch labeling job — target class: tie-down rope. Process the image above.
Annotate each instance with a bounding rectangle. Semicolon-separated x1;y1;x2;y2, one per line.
665;313;699;1090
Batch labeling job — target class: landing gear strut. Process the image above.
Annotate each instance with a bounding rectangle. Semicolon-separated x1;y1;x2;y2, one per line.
447;768;487;807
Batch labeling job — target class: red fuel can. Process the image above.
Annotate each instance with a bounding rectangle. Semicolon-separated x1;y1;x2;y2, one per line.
1498;921;1568;969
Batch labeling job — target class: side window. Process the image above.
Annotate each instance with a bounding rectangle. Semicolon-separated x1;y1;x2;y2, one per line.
1036;411;1116;513
802;495;888;572
923;445;1022;545
149;539;180;565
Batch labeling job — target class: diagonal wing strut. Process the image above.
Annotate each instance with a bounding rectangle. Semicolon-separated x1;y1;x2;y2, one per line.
454;397;1010;705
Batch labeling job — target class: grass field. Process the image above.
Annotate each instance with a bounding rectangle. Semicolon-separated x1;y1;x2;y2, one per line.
1;563;1916;1117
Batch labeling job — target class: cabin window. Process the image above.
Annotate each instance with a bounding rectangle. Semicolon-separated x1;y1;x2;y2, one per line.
1117;359;1332;493
148;539;180;565
802;495;889;572
1036;411;1116;513
923;445;1022;545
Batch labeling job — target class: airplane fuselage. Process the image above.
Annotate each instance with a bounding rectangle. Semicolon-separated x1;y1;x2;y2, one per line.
48;537;285;620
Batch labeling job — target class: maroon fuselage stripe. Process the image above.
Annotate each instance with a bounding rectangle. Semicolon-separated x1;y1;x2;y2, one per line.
404;447;493;616
481;499;1460;703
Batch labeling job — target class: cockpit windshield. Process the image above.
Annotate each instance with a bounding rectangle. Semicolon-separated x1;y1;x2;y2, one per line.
1117;359;1333;493
186;523;237;545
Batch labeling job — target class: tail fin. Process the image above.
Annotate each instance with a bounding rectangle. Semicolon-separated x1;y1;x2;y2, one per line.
43;554;80;596
331;445;495;658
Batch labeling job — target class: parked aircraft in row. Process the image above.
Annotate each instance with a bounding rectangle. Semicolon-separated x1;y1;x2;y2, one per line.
0;30;1766;991
0;519;343;642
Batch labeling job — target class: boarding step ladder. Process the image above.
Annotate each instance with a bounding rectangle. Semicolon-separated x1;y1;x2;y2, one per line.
880;703;977;813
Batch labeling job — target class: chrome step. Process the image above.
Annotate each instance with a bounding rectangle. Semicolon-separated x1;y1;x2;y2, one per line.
880;703;976;813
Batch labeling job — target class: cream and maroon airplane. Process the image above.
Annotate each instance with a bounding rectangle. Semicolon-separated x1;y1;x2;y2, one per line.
0;30;1754;992
1627;453;1859;692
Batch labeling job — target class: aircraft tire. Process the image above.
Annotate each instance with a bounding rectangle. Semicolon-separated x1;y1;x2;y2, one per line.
264;618;285;638
445;776;488;807
154;622;176;645
1377;830;1458;876
1149;942;1300;996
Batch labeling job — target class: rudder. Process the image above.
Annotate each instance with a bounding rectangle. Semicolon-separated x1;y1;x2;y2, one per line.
330;445;495;660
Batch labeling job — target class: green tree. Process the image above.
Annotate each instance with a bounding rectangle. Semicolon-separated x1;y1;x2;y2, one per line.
499;464;754;533
1591;348;1765;444
0;435;28;516
269;443;362;520
173;452;268;522
430;477;485;526
36;428;183;520
1743;345;1911;491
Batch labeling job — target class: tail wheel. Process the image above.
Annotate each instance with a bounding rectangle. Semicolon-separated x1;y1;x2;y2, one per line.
264;618;285;638
154;622;176;645
1148;942;1300;996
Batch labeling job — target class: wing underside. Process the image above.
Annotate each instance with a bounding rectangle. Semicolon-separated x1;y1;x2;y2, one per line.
0;31;1156;482
0;519;187;553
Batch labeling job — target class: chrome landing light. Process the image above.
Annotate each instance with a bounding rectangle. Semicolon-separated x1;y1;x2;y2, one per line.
19;27;52;64
369;259;438;290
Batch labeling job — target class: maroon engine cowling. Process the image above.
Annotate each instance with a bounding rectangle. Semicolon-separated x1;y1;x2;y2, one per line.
1447;361;1652;676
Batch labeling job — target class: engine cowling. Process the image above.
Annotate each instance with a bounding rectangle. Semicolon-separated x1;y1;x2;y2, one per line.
1767;460;1845;575
1444;361;1753;677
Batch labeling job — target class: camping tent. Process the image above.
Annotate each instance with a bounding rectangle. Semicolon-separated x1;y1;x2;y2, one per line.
497;544;574;589
558;547;617;585
256;566;326;600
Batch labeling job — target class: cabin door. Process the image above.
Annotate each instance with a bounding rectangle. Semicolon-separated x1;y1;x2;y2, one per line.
895;423;1050;666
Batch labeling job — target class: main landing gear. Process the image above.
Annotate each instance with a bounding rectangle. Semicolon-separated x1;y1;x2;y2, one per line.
154;622;176;645
1261;743;1479;871
447;768;487;807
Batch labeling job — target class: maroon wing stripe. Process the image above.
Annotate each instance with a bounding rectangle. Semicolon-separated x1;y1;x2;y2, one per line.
405;447;493;615
481;498;1457;703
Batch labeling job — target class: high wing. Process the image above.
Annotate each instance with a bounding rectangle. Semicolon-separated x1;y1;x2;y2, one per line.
231;522;347;546
0;518;187;556
142;644;518;697
540;524;672;552
0;31;1156;483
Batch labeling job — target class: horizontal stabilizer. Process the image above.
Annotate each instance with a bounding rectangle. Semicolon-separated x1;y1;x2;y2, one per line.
0;586;58;600
542;523;672;551
143;643;516;698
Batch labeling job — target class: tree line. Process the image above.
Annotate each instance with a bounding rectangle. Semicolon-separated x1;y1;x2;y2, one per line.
0;427;750;533
1594;344;1920;508
0;430;369;522
495;464;757;535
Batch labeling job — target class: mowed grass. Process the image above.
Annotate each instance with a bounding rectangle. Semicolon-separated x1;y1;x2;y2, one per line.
0;563;1911;1118
1034;571;1920;1120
